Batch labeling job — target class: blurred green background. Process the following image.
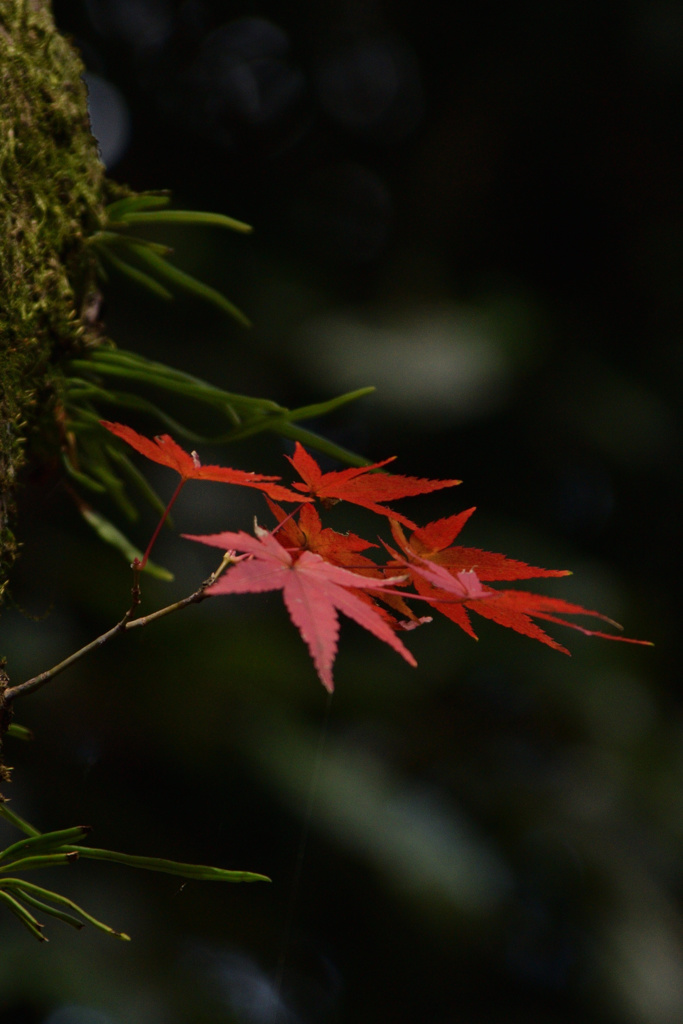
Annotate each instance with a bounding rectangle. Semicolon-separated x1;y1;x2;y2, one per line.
1;1;680;1021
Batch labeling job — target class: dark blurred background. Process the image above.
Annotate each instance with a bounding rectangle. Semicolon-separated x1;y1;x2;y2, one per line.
1;1;681;1021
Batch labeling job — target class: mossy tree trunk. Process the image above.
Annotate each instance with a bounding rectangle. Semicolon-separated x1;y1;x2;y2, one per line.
0;0;116;595
1;0;119;783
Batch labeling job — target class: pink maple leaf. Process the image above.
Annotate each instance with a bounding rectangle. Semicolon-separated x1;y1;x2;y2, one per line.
184;526;417;691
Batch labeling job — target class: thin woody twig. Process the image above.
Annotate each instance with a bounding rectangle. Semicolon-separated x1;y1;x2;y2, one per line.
124;582;210;630
4;553;235;706
4;608;135;704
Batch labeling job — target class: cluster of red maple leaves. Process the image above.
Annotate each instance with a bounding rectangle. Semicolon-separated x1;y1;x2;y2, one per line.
102;421;650;691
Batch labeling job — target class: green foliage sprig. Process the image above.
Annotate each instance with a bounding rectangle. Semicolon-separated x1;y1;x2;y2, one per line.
89;193;253;325
62;193;375;575
0;801;268;943
64;347;373;575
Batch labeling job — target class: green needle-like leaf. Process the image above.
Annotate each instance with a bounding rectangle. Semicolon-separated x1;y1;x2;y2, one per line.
10;892;83;933
288;387;376;422
9;889;84;930
65;845;270;884
2;881;130;940
120;210;252;233
88;458;139;521
0;826;91;864
0;804;41;838
62;453;108;493
67;379;231;445
105;193;170;222
91;230;173;256
0;852;79;873
0;890;46;941
97;245;174;300
70;354;267;419
274;422;372;466
80;508;174;581
5;723;33;741
105;446;169;519
127;244;252;326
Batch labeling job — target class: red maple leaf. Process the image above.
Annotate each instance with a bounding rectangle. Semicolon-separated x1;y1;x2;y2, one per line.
266;498;379;568
285;442;461;528
408;570;649;651
386;517;652;652
457;589;654;653
184;525;417;691
101;421;306;501
391;514;571;581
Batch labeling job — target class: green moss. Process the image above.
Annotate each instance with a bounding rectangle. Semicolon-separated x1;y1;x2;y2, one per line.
0;0;120;591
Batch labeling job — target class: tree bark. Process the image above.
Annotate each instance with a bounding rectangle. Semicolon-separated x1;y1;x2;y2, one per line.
0;0;113;597
1;0;122;785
